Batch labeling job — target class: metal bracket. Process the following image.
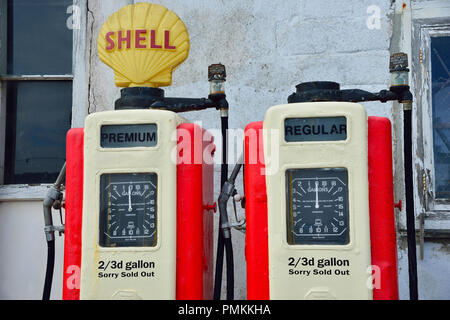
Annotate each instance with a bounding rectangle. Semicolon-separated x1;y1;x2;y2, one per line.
231;196;246;233
222;220;246;231
44;225;65;234
419;172;427;260
44;224;65;241
419;169;433;260
419;213;425;260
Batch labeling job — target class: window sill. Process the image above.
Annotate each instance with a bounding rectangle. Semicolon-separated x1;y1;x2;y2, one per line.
424;214;450;230
0;184;54;202
398;213;450;234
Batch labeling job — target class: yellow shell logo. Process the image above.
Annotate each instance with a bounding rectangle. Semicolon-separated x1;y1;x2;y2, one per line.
97;2;190;88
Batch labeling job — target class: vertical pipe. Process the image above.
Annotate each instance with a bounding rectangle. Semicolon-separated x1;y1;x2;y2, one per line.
403;108;419;300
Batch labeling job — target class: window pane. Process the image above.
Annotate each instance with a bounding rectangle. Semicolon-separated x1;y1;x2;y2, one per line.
5;81;72;184
7;0;73;74
431;36;450;200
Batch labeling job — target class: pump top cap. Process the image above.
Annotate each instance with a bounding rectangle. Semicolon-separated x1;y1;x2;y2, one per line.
97;2;190;88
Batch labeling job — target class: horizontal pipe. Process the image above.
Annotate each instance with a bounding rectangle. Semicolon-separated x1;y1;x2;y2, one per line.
0;75;73;81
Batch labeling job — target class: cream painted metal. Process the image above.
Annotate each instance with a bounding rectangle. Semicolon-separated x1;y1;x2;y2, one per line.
80;109;185;299
264;102;372;300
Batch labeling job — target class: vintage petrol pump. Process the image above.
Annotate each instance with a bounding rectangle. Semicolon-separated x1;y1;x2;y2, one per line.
243;54;414;299
42;3;230;300
64;111;215;300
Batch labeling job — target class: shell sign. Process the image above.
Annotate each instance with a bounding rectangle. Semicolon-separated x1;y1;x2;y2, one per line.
97;2;190;88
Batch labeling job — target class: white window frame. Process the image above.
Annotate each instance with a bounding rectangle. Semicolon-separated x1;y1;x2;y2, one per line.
0;0;89;201
411;0;450;232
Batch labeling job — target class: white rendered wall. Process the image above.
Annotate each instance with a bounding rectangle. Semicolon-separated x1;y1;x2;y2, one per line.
0;201;64;300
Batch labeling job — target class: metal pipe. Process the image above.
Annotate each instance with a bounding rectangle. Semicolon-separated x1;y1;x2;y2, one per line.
54;162;66;187
403;106;419;300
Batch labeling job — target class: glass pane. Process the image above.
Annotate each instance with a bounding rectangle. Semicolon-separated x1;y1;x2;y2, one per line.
5;81;72;184
7;0;73;74
431;36;450;200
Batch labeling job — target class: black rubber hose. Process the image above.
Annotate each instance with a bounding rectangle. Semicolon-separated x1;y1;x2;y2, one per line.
224;237;234;300
403;108;419;300
213;232;225;300
213;115;229;300
42;239;55;300
216;186;235;300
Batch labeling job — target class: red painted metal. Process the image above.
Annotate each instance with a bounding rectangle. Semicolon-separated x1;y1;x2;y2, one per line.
244;121;270;300
176;123;215;300
63;124;214;300
63;128;84;300
368;116;399;300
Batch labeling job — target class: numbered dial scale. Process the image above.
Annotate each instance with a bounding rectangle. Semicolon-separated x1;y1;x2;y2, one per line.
99;173;157;247
286;168;349;245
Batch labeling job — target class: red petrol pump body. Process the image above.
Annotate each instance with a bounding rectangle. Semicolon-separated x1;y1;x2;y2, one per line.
244;104;399;300
64;121;215;300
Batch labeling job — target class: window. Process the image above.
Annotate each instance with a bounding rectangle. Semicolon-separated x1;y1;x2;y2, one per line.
1;0;73;185
412;9;450;231
429;36;450;201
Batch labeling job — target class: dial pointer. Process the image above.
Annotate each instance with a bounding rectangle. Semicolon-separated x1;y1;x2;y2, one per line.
128;185;133;212
315;180;319;209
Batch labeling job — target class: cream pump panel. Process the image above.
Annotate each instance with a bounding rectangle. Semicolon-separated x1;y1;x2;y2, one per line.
264;102;372;300
80;109;184;300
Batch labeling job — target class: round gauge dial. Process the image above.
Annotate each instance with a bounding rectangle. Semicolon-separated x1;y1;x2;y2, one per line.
286;168;349;245
99;173;157;247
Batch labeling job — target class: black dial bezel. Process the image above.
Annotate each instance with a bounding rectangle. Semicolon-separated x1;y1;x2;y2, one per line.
286;167;350;245
99;172;158;248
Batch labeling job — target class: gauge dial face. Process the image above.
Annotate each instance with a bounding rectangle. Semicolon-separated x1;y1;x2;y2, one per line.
99;173;157;247
286;168;349;245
